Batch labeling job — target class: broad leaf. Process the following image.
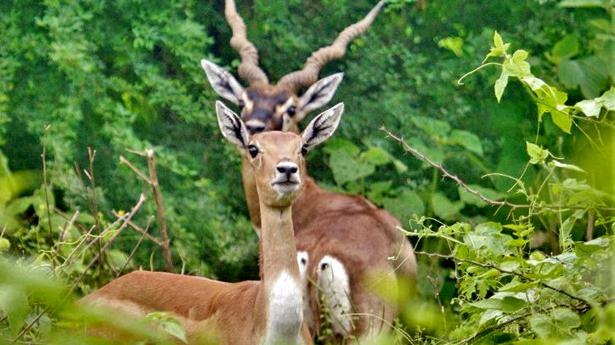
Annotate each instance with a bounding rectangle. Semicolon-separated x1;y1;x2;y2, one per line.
431;193;463;221
449;130;483;156
383;188;425;222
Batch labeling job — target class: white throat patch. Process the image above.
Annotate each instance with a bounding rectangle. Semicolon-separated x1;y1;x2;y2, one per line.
264;271;303;344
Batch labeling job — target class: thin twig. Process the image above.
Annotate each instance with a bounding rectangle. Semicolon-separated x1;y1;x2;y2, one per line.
111;211;162;246
40;125;54;239
119;155;152;184
382;127;615;212
145;149;174;272
81;194;147;275
55;210;79;257
586;210;594;241
86;147;104;267
117;217;154;277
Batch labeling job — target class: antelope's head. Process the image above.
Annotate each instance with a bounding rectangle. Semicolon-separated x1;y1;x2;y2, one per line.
216;101;344;207
202;0;384;135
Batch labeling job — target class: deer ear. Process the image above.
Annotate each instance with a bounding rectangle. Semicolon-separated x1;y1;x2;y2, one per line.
301;103;344;152
216;101;249;148
296;73;343;121
201;59;245;105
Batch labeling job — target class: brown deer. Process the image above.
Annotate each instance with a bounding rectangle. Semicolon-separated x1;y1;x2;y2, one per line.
201;0;417;340
80;102;345;345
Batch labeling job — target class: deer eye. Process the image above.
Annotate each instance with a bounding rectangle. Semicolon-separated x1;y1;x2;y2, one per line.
287;105;296;117
248;145;259;158
301;145;308;156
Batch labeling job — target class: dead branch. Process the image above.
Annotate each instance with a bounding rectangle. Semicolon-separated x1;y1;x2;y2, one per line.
112;211;162;246
117;217;154;277
121;149;174;272
119;155;152;184
86;147;104;267
145;149;174;272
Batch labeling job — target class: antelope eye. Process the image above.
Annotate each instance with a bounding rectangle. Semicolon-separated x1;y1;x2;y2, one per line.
287;105;296;117
247;145;259;158
301;145;308;156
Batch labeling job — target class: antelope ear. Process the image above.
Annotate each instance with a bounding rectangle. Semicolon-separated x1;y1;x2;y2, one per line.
216;101;249;148
201;59;245;105
296;73;344;121
301;103;344;152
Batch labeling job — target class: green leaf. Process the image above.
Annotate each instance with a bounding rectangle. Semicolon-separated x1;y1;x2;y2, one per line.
529;314;557;339
471;296;525;313
488;31;510;58
431;193;463;221
449;130;483;156
494;70;509;103
598;87;615;111
410;116;451;138
438;36;464;56
328;148;374;185
382;188;425;222
575;99;601;117
526;142;549;165
360;147;392;166
145;312;187;342
408;137;445;165
324;138;360;156
503;50;531;77
523;77;573;133
463;223;512;256
552;307;581;330
550;110;573;133
549;34;579;64
558;57;609;98
0;238;10;251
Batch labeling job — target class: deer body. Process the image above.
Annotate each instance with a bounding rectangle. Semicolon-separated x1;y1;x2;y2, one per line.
201;0;416;339
81;102;346;345
241;153;417;338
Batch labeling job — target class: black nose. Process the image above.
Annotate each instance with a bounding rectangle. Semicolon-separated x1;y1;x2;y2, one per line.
276;165;298;175
246;123;265;133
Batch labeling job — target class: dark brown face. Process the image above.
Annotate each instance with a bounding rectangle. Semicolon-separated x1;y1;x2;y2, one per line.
240;87;297;134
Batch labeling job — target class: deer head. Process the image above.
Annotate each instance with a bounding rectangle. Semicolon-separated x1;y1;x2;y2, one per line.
202;0;384;134
216;101;344;207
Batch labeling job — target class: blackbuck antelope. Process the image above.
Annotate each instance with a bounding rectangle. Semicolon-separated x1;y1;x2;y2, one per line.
80;102;345;345
202;1;417;341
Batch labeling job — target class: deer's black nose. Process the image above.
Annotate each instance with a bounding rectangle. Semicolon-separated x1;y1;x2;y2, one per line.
276;163;298;175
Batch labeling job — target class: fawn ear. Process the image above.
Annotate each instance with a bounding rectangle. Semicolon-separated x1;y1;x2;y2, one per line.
216;101;249;148
201;59;245;106
301;103;344;152
296;73;343;122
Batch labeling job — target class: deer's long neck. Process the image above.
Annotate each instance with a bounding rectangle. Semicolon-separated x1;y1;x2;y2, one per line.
258;201;303;344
